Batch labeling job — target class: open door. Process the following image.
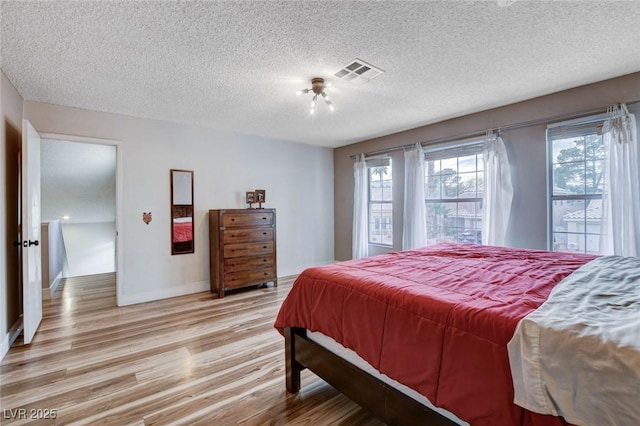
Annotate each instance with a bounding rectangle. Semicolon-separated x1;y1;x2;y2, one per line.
21;119;42;344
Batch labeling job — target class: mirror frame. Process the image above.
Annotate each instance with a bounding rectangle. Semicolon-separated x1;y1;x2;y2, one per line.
170;169;194;255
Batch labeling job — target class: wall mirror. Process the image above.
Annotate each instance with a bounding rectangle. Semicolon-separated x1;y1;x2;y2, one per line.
170;169;194;255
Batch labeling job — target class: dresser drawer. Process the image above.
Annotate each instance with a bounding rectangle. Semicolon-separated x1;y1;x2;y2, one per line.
222;228;273;244
224;255;274;273
224;267;276;289
224;241;274;258
222;211;274;228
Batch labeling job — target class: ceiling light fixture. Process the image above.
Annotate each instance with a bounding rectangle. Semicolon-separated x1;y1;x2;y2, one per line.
296;77;334;115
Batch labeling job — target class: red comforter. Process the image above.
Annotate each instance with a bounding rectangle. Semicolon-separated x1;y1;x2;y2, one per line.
274;243;596;425
172;221;192;242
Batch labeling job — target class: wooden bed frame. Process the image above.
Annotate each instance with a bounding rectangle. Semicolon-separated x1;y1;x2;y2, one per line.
284;327;458;426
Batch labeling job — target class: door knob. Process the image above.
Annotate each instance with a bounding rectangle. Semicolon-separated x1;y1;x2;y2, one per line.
23;240;39;247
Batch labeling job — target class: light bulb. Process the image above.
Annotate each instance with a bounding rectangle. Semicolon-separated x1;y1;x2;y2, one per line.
329;104;335;111
310;107;315;115
296;88;309;96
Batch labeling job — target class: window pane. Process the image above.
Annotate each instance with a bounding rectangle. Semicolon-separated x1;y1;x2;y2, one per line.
584;134;604;160
553;233;586;253
551;138;577;163
553;161;586;195
458;171;478;198
426;159;441;174
456;200;482;244
441;157;457;173
424;145;483;247
549;120;604;254
552;199;585;236
426;175;440;199
426;200;482;245
554;231;600;254
554;137;585;164
585;160;603;194
440;173;458;199
458;155;477;173
368;161;392;245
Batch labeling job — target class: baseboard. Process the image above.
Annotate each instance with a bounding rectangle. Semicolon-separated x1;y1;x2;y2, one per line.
43;272;63;299
117;260;337;307
0;318;24;362
118;280;210;306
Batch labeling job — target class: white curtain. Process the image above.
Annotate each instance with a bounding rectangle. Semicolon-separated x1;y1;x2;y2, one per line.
600;104;639;257
402;143;427;249
482;133;513;246
353;154;369;259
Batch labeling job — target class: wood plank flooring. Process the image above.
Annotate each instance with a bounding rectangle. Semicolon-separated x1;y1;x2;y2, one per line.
0;274;383;425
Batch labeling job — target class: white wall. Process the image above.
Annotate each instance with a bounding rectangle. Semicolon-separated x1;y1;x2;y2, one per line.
61;222;114;277
24;101;335;305
47;220;67;285
40;220;67;298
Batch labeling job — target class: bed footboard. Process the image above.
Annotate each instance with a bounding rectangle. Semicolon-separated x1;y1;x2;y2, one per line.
283;327;457;426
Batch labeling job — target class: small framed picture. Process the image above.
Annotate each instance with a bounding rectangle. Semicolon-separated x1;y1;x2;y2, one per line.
246;191;255;203
255;189;266;203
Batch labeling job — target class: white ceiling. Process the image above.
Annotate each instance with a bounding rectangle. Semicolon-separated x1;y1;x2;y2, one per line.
2;1;640;148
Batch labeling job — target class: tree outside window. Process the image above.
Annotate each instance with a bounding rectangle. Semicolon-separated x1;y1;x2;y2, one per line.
425;149;483;245
549;126;604;254
368;162;392;245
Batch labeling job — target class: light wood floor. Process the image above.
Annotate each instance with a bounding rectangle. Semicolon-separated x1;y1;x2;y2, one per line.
0;274;383;425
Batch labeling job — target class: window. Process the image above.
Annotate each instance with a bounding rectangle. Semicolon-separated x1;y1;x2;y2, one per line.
425;143;483;245
548;117;605;254
368;158;392;245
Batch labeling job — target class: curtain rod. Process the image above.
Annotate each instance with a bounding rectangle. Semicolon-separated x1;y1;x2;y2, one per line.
349;99;640;159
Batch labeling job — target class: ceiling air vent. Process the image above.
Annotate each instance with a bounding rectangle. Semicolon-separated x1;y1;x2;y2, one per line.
334;59;384;84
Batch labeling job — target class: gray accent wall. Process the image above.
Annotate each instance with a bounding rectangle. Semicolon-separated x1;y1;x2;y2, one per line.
334;72;640;261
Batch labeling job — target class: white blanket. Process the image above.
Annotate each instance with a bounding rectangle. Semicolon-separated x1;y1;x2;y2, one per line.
507;256;640;426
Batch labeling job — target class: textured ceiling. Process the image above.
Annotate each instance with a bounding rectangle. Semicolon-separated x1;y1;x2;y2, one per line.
2;1;640;148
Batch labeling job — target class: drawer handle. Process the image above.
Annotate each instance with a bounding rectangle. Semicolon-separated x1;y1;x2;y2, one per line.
263;259;267;262
262;217;267;220
263;246;267;249
264;272;268;276
231;234;235;237
231;218;235;221
263;232;267;235
231;277;236;281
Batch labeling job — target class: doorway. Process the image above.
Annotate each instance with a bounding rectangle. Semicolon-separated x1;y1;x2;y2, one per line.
39;133;123;305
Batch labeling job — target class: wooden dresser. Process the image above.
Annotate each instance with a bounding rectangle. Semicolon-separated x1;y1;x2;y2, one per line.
209;209;277;298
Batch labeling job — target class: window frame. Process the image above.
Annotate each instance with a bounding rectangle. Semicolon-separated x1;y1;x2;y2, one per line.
546;113;607;254
424;140;484;246
367;157;393;246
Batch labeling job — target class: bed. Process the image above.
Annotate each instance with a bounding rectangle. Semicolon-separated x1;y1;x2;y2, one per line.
172;216;193;243
172;204;194;253
273;243;629;425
